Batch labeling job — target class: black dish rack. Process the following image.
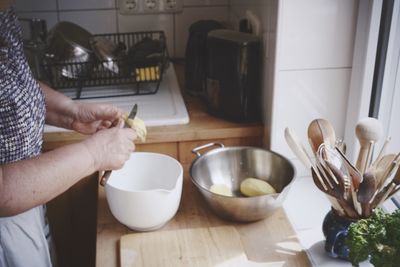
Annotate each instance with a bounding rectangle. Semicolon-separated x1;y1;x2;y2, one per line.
42;31;168;99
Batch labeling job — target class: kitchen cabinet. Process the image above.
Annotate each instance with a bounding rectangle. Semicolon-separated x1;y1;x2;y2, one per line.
43;64;265;267
46;173;98;267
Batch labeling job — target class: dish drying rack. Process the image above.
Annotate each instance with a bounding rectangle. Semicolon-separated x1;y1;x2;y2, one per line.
42;31;168;99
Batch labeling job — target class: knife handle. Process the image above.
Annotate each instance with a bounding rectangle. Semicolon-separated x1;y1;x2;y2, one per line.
100;170;112;186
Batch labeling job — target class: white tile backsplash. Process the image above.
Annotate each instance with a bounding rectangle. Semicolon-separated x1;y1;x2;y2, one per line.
230;0;273;5
174;6;229;58
12;0;229;59
13;0;57;12
17;12;59;30
268;0;357;158
59;10;117;33
58;0;116;10
271;68;352;158
118;13;174;56
184;0;228;6
278;0;358;70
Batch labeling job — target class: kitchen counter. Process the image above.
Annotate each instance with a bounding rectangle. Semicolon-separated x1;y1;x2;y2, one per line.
92;64;309;267
43;64;310;266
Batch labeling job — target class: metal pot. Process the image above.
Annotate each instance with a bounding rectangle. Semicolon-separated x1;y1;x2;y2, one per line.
45;21;95;79
89;36;126;74
190;143;295;222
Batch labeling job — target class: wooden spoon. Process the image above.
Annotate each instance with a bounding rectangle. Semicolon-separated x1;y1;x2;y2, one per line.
284;127;329;191
319;161;358;219
307;118;336;155
368;153;397;183
284;127;313;170
308;118;339;186
357;172;376;218
310;168;347;217
355;117;383;174
372;137;391;167
375;153;400;192
373;166;400;208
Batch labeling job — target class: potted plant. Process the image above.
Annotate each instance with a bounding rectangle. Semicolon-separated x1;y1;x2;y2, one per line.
346;208;400;267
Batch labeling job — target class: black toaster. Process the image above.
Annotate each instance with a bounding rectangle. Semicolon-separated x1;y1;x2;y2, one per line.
205;29;261;122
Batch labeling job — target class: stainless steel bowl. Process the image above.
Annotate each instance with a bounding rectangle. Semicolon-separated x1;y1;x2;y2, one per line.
190;143;295;222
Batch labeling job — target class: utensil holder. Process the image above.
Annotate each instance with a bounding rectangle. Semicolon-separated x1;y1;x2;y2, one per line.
322;208;358;260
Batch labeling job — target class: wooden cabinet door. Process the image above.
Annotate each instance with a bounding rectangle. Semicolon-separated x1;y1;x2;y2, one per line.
47;172;98;267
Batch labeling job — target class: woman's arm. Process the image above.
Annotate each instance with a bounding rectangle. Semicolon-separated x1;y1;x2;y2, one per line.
40;81;76;129
0;141;95;216
0;126;136;217
39;81;122;133
0;82;137;217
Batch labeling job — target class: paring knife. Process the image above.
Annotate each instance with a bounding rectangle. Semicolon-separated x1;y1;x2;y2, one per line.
124;103;138;127
100;103;138;186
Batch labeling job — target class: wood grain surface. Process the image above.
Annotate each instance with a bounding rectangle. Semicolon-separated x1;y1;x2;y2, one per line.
96;169;311;267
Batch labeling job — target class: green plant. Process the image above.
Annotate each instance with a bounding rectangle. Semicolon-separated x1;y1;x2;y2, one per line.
346;208;400;267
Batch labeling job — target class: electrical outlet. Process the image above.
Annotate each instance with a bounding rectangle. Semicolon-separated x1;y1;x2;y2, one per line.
161;0;183;13
119;0;183;15
119;0;140;14
143;0;159;13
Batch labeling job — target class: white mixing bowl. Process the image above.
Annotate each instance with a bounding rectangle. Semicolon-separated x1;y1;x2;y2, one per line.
104;152;183;231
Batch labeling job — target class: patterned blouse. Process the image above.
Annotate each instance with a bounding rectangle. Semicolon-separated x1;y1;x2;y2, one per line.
0;8;56;267
0;7;46;164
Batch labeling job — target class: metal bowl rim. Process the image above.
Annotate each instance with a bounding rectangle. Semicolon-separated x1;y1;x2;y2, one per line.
189;146;296;199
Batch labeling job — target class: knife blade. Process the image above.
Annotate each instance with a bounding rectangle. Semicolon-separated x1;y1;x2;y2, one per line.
128;103;138;120
124;103;137;128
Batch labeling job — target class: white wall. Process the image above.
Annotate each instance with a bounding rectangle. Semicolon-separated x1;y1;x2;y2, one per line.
14;0;229;58
271;0;359;176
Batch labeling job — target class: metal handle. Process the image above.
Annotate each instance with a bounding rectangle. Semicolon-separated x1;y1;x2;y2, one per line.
191;142;224;158
100;170;112;186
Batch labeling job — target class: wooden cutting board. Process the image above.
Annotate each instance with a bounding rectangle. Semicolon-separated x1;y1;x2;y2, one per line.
120;226;276;267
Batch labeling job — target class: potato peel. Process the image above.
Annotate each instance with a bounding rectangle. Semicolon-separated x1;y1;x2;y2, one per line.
122;112;147;142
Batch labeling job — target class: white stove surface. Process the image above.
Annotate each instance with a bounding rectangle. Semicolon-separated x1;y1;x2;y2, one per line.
44;64;189;133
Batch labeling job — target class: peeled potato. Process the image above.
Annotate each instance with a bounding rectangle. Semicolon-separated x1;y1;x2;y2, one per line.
122;112;147;142
209;184;233;197
240;178;276;197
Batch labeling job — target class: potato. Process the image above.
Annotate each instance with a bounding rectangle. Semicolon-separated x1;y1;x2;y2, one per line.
240;178;276;197
209;184;233;197
123;112;147;142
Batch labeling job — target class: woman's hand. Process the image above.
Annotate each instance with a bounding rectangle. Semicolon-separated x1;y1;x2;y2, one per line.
39;81;123;133
83;126;137;171
69;102;123;134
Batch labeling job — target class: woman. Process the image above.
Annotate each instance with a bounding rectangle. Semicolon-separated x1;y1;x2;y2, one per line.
0;2;137;266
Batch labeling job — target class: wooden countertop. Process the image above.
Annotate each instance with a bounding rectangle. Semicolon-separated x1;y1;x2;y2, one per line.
96;169;310;267
94;64;310;267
